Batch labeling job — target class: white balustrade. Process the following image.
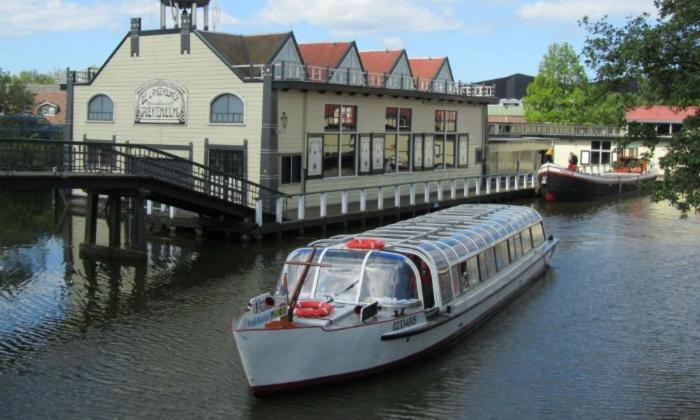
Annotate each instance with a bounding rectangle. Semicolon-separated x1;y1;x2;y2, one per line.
410;184;416;206
450;180;457;199
377;189;384;210
276;197;284;223
320;193;327;217
297;196;305;220
341;191;348;214
394;186;401;208
360;189;367;211
255;199;263;226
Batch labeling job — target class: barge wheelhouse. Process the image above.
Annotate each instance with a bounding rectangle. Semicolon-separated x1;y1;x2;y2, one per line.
233;204;558;395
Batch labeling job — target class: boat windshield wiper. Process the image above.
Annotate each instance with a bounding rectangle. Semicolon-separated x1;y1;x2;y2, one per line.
337;278;360;295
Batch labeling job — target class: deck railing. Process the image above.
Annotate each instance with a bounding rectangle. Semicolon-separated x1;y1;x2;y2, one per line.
231;62;495;97
490;123;625;138
0;139;283;214
255;171;536;227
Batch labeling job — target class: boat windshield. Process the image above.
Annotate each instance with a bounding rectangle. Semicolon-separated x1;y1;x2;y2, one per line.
313;249;368;303
276;247;319;301
359;251;419;306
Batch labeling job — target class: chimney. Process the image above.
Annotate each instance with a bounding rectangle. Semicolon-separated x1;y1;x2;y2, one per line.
130;18;141;57
181;10;191;54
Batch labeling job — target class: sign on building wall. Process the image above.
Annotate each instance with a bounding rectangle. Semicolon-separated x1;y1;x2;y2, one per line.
359;135;371;174
308;137;323;177
459;134;469;167
135;80;187;124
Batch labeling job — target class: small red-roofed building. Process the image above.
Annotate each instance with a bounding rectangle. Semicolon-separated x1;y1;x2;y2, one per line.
625;105;699;135
29;84;66;125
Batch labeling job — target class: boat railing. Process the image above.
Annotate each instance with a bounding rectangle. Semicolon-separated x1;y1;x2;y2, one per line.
255;171;536;227
578;164;612;175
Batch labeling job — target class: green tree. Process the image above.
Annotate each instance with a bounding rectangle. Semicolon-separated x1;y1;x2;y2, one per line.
17;69;57;84
0;69;34;115
581;0;700;216
524;42;625;125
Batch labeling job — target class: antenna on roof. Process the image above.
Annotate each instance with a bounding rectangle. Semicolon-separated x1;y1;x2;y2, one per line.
212;4;220;31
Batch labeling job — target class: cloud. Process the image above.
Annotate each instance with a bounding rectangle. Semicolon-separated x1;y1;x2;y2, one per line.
0;0;156;37
256;0;462;37
382;36;404;49
517;0;656;22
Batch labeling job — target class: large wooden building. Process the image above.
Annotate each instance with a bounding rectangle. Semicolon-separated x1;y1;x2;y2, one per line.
70;2;496;200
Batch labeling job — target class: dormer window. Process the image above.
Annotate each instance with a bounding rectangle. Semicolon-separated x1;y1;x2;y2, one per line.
38;102;58;117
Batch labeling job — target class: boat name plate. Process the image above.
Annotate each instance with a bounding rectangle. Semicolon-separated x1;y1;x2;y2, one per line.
392;314;418;331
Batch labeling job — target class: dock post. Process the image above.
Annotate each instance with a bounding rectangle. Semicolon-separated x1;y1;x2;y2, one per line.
409;184;416;206
486;177;491;195
464;179;469;198
131;194;146;253
297;196;305;220
146;200;153;215
377;189;384;210
360;189;367;212
424;183;430;204
394;186;400;208
107;193;121;247
476;177;481;196
437;181;443;202
450;180;456;199
320;193;327;217
84;192;98;245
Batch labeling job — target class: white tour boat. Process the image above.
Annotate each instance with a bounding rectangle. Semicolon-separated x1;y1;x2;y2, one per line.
233;204;558;395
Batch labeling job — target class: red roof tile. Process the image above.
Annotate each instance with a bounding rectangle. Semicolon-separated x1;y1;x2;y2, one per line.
359;50;403;74
625;106;699;123
409;58;446;80
298;42;352;68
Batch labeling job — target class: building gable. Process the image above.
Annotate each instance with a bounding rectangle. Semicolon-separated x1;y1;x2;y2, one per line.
387;52;414;90
331;43;364;85
271;34;304;79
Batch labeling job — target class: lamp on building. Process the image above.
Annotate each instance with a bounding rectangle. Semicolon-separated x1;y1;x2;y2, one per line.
279;112;289;132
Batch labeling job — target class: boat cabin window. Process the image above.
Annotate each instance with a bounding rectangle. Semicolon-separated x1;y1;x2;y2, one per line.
508;236;521;261
531;223;545;247
359;251;419;306
277;248;321;300
478;248;497;280
458;256;480;290
495;241;510;270
409;255;435;309
521;229;533;254
418;242;454;305
313;249;368;302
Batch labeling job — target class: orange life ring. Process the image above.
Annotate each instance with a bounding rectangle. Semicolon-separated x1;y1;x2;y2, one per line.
294;300;334;318
345;238;385;250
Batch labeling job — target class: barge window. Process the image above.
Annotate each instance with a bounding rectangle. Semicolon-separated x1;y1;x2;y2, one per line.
509;236;521;261
277;248;320;301
459;256;480;289
478;248;497;280
531;223;545;247
521;229;533;253
314;250;367;303
359;252;419;305
495;241;510;270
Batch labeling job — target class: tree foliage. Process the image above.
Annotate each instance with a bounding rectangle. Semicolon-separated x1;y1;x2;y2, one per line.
0;68;34;115
581;0;700;216
524;42;625;125
17;69;57;84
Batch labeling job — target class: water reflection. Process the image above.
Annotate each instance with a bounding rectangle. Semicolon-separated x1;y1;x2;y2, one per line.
0;191;699;418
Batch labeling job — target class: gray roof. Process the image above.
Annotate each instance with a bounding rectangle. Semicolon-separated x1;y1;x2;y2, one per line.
310;204;543;265
197;31;291;78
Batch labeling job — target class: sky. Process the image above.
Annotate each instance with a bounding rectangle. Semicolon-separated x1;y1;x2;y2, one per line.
0;0;657;82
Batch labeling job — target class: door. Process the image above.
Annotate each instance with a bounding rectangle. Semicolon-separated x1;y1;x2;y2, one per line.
208;148;246;204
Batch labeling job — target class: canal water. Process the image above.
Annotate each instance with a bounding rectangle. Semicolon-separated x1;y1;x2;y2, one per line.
0;192;698;419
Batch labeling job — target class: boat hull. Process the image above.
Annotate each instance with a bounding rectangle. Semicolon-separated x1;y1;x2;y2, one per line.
537;164;656;202
233;239;558;396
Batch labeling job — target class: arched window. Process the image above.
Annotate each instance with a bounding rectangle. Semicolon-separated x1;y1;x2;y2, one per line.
210;94;244;124
87;95;114;121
